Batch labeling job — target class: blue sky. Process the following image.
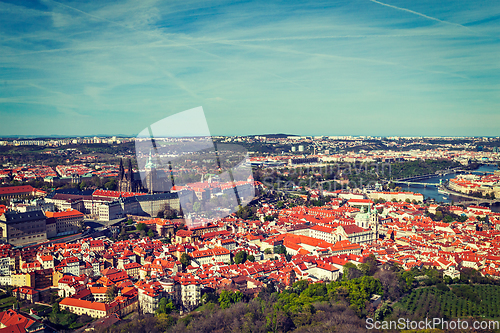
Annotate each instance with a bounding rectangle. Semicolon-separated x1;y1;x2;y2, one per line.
1;0;499;137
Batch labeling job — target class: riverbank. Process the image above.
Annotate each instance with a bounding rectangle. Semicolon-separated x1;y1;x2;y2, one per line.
439;183;498;203
404;164;499;206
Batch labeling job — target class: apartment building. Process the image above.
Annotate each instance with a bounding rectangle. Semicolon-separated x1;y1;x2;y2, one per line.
0;210;47;246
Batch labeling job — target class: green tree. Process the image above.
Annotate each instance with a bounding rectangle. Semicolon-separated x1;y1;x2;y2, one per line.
201;292;218;305
247;254;255;262
401;271;415;290
136;223;146;231
106;285;118;302
375;302;393;321
274;245;287;255
359;254;378;276
156;297;176;315
264;248;272;255
218;290;233;309
234;251;248;264
155;313;176;330
218;290;244;309
52;302;60;314
147;229;155;238
104;178;117;190
79;181;87;191
235;205;254;220
164;207;177;219
180;253;191;268
343;262;362;280
118;227;127;240
94;176;101;188
292;280;309;293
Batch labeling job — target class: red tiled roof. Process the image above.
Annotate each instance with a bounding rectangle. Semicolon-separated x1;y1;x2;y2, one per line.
0;309;37;333
191;247;230;259
60;298;110;312
124;262;141;270
176;230;193;237
0;186;35;195
341;224;366;234
310;225;334;233
45;209;84;219
348;199;374;203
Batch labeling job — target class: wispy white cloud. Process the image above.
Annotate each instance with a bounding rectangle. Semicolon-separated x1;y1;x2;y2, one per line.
0;1;51;17
368;0;473;32
0;0;499;136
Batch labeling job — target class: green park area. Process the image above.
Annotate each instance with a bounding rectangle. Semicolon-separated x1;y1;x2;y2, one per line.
395;284;500;320
0;292;16;312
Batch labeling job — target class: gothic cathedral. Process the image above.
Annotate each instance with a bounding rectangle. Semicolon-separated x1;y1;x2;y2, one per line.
117;159;143;193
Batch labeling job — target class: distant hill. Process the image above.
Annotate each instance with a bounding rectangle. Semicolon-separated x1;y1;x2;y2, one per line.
244;133;298;139
0;134;133;139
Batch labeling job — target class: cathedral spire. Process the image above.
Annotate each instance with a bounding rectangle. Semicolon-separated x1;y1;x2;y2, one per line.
145;150;157;194
119;159;124;180
127;159;133;181
145;150;157;170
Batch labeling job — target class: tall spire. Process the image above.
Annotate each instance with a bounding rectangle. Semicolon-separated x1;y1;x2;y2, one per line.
119;159;124;180
127;159;133;181
145;150;157;194
145;150;157;170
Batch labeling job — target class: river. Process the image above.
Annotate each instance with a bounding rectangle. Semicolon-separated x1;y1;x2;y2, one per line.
402;164;500;211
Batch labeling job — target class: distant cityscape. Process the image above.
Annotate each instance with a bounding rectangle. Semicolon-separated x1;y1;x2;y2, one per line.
3;0;500;330
2;135;500;146
0;135;499;331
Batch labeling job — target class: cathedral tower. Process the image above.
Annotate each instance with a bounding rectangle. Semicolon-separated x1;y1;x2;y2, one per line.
127;159;133;184
118;158;134;192
144;151;157;194
368;205;379;240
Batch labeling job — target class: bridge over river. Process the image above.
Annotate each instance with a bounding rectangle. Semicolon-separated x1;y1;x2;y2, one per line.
392;181;440;187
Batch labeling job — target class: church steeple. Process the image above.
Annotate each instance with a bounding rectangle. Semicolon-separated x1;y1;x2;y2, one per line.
118;158;136;192
145;151;156;170
127;159;133;181
119;159;125;180
145;150;157;194
369;206;379;240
